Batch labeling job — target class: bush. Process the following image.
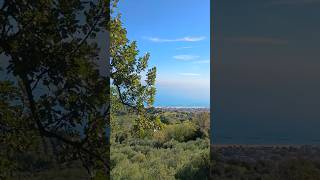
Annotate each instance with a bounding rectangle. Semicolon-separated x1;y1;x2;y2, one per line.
131;152;146;163
153;130;167;146
191;112;210;138
157;122;198;143
176;151;210;180
114;131;130;144
111;159;144;180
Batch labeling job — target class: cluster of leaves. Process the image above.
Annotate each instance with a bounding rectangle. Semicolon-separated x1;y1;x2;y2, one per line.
153;122;198;143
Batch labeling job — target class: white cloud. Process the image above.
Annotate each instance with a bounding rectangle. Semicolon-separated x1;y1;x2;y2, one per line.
179;73;201;76
173;55;200;61
176;46;193;50
146;36;205;43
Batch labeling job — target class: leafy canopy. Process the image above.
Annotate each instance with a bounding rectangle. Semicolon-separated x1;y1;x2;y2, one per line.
0;0;109;178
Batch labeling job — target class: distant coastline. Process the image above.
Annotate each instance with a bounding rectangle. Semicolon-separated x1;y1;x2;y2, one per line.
154;106;210;112
155;106;209;109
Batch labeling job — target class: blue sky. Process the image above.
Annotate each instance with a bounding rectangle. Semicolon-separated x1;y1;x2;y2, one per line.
117;0;210;107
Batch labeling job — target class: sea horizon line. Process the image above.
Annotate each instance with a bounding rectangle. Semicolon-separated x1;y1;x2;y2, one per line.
154;105;210;109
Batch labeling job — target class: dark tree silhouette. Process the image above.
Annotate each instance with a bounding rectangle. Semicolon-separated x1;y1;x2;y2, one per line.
0;0;110;178
0;0;157;179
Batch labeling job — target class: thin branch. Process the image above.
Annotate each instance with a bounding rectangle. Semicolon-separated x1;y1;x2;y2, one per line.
20;74;109;171
115;84;139;111
31;69;48;90
67;6;104;57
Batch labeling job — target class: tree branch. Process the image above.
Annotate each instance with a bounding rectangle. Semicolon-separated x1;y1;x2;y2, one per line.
115;84;139;111
20;74;109;171
67;6;105;57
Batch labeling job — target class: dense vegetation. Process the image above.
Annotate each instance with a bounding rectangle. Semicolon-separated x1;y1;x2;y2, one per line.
110;107;210;180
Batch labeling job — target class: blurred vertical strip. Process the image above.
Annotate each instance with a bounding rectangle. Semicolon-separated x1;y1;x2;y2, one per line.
210;0;216;178
0;0;111;178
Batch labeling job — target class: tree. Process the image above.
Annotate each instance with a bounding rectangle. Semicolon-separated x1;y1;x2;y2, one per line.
193;112;210;138
0;0;109;178
0;0;157;178
109;0;158;138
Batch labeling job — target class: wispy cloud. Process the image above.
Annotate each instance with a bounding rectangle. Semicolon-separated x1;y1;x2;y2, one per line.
225;36;289;45
179;73;201;76
192;59;210;64
146;36;205;43
173;55;200;61
176;46;193;50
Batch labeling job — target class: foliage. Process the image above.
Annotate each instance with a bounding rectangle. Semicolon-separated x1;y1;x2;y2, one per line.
0;0;110;178
158;110;210;139
153;122;198;143
110;107;210;180
192;112;210;138
110;0;158;139
175;151;210;180
111;137;209;180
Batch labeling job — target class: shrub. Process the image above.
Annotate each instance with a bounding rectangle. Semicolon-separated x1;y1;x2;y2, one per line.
111;159;144;180
175;151;210;180
114;131;130;144
191;112;210;138
162;122;198;142
153;130;167;146
131;152;146;163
